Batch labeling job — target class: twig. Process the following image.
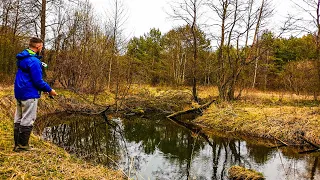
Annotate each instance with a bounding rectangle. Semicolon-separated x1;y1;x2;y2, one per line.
270;134;289;146
273;137;290;180
167;99;216;119
66;106;110;115
102;154;130;179
299;135;320;149
299;149;320;154
128;156;134;179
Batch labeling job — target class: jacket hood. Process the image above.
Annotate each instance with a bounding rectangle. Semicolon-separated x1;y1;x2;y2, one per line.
16;49;42;60
16;49;42;72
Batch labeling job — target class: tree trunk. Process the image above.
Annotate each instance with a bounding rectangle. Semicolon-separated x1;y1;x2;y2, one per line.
107;58;112;90
217;1;228;101
41;0;47;78
41;0;46;43
252;41;260;89
316;0;320;100
191;1;199;103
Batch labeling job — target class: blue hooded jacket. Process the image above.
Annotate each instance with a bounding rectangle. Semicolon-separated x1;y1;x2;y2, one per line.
14;49;52;100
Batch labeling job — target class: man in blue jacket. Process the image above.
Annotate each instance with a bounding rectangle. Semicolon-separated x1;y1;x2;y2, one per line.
14;37;57;151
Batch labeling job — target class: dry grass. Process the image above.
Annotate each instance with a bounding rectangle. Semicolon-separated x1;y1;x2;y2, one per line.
198;86;219;100
228;165;264;180
0;114;123;179
196;89;320;145
122;84;193;113
0;86;13;98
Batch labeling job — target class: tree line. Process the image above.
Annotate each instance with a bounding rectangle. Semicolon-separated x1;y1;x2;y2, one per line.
0;0;319;101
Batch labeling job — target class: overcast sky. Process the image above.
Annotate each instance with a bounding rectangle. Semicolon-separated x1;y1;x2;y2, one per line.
89;0;301;38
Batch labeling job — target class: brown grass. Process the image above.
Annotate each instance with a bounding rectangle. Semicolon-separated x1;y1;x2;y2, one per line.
228;165;264;180
0;115;123;179
121;84;193;113
196;89;320;145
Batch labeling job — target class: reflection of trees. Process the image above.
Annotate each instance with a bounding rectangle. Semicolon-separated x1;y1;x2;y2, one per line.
168;116;253;179
246;142;274;164
310;157;319;180
123;116;232;179
209;138;243;179
122;116;207;179
35;114;122;168
303;156;320;180
122;117;206;162
123;115;257;179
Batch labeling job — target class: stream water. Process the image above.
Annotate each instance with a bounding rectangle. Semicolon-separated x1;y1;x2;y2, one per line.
35;113;320;180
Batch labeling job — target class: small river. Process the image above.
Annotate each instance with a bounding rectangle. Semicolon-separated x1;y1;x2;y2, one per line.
35;113;320;180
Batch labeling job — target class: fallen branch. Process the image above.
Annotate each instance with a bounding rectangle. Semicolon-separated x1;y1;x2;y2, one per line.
167;116;214;147
270;134;289;147
167;99;216;119
299;149;320;154
297;135;320;154
299;135;320;149
66;106;110;115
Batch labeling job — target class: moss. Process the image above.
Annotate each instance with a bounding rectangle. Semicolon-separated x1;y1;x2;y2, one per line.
228;165;264;180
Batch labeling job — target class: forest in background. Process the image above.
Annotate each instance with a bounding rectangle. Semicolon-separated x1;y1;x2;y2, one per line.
0;0;319;101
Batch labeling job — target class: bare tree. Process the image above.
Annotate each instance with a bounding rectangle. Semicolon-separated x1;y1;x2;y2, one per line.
53;0;110;93
207;0;272;101
169;0;205;103
105;0;128;110
105;0;127;90
292;0;320;99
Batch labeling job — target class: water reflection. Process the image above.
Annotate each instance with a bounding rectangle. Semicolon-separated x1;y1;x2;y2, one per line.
36;114;124;168
35;113;320;180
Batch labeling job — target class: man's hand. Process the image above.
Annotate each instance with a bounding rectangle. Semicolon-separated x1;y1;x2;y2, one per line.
49;89;58;96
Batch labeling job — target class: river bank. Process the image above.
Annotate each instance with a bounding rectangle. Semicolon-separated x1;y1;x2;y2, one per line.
0;87;122;179
195;89;320;147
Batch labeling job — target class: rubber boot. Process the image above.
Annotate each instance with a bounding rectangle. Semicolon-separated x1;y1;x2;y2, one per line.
13;123;20;152
18;126;33;151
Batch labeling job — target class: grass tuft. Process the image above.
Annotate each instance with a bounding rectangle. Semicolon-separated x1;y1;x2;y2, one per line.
228;165;264;180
